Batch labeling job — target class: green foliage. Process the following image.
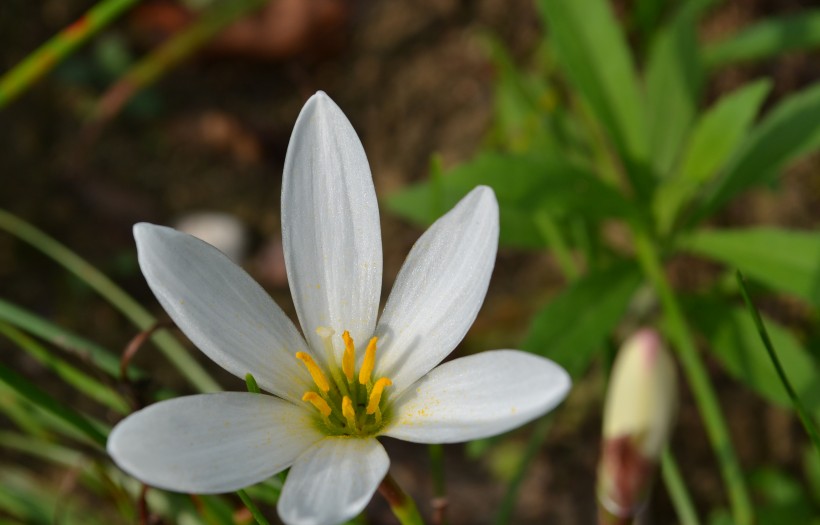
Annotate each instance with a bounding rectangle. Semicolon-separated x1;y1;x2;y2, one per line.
384;2;820;523
704;10;820;67
688;299;820;409
679;228;820;306
523;262;642;378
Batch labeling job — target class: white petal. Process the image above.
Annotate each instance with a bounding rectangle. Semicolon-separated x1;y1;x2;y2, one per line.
134;223;314;403
277;437;389;525
107;393;323;493
374;186;499;392
282;92;382;365
384;350;571;443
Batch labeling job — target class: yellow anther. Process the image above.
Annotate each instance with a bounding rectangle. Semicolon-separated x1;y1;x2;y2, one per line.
295;352;330;393
366;377;392;415
358;336;379;385
342;331;355;382
302;392;331;418
342;396;358;430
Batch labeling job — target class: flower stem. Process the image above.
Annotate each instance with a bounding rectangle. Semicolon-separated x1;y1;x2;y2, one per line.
427;444;448;525
0;0;139;108
632;228;753;525
493;416;552;525
237;489;271;525
661;449;701;525
378;472;425;525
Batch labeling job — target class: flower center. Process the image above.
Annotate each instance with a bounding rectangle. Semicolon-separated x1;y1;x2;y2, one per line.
295;327;392;437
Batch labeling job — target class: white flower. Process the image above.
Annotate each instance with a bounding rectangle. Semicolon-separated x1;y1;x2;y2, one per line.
107;92;571;525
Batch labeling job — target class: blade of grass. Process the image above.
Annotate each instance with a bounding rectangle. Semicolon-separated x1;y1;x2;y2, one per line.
736;270;820;455
0;321;129;413
0;0;140;108
0;431;85;467
0;361;107;447
237;489;271;525
0;209;219;392
0;298;131;379
493;416;552;525
90;0;269;124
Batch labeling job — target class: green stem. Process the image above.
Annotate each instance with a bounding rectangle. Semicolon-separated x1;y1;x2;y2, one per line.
661;449;701;525
632;228;753;525
493;416;552;525
736;271;820;456
237;489;271;525
90;0;268;123
0;209;219;392
0;0;139;108
378;473;425;525
428;444;448;525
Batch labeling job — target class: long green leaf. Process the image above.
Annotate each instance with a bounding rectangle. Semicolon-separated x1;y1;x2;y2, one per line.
536;0;649;193
679;228;820;306
654;80;770;233
0;322;129;413
523;262;642;378
704;10;820;68
645;4;703;178
0;209;218;392
687;298;820;410
694;83;820;220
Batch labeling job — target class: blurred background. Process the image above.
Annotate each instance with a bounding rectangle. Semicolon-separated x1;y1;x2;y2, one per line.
1;0;820;524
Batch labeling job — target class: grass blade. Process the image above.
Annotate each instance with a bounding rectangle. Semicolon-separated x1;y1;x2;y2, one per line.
0;0;139;108
0;208;219;392
0;321;129;413
0;361;107;447
0;298;130;379
736;271;820;455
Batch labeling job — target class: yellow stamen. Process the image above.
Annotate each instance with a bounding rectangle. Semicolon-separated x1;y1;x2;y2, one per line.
366;377;392;415
342;331;355;382
342;396;358;430
358;336;379;385
295;352;330;393
302;392;331;418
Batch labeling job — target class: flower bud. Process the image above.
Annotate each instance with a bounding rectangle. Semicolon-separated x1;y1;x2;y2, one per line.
597;329;677;523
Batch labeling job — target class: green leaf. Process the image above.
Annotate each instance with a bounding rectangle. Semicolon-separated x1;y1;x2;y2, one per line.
687;299;820;410
679;228;820;306
536;0;649;190
385;152;631;249
645;4;703;177
695;83;820;220
704;10;820;68
523;262;642;378
654;80;770;233
677;79;771;185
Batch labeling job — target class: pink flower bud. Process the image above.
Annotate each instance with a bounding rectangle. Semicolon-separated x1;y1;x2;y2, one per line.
597;329;677;523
